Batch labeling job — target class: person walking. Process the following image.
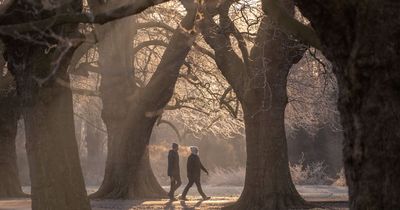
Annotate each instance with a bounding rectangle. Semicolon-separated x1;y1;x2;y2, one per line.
167;143;181;200
180;146;211;200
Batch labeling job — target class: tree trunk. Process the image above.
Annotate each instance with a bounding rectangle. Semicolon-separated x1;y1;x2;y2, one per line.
227;31;308;208
232;100;306;209
0;88;25;198
336;65;400;210
6;45;91;210
85;124;104;184
87;13;167;198
198;9;308;207
91;113;166;199
3;1;91;209
293;1;400;209
92;1;198;198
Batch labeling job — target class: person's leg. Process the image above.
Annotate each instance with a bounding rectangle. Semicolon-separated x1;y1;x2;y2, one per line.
195;179;209;199
181;179;194;199
170;176;181;198
175;176;182;191
169;176;179;199
168;176;175;198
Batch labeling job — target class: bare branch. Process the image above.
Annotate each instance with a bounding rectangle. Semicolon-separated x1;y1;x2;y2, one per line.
261;0;321;49
0;0;171;36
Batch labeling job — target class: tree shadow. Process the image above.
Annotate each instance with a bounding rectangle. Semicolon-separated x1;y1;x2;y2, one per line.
164;200;175;210
176;200;204;210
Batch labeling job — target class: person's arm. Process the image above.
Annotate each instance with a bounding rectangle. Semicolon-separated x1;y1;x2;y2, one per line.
199;158;209;175
187;156;194;177
168;151;174;168
168;151;174;165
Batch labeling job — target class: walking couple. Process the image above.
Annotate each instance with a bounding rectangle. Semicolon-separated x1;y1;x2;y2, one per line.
167;143;211;201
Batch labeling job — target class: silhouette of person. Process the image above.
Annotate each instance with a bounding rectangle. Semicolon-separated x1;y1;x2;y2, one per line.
180;146;211;200
168;143;181;200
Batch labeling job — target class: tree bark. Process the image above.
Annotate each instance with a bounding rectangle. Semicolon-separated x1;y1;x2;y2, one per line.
0;86;25;198
199;1;308;208
3;1;91;209
227;19;307;210
85;11;166;198
293;1;400;209
85;123;104;184
236;101;304;209
6;45;91;210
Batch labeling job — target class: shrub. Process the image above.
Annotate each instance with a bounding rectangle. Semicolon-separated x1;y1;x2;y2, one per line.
332;168;347;186
204;159;332;187
290;157;331;185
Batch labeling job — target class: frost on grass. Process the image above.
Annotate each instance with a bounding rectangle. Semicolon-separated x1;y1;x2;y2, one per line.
289;157;331;185
207;167;246;186
204;159;336;186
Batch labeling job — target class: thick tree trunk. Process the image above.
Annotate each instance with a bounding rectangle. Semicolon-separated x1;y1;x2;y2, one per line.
93;111;165;198
22;70;91;210
85;124;104;183
231;99;306;210
226;41;307;209
132;147;166;198
0;88;25;198
92;1;197;199
91;114;166;199
87;14;166;198
293;1;400;209
3;1;91;209
336;66;400;210
198;10;308;208
6;46;91;210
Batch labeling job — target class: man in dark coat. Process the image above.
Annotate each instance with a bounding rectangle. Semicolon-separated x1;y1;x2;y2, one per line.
168;143;181;200
180;146;210;200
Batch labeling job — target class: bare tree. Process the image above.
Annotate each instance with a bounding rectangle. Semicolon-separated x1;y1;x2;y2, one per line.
85;0;200;199
198;0;309;209
2;1;92;209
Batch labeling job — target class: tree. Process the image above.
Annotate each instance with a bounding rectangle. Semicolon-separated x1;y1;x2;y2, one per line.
198;0;308;209
89;0;200;199
263;0;400;209
1;0;177;207
0;71;25;198
2;1;92;209
85;1;166;198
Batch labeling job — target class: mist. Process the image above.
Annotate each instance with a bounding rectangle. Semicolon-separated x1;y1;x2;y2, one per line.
3;0;398;210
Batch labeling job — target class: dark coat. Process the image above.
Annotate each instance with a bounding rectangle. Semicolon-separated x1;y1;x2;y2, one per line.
187;154;208;180
168;150;180;177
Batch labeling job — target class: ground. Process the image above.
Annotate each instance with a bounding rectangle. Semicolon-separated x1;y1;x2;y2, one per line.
0;186;348;210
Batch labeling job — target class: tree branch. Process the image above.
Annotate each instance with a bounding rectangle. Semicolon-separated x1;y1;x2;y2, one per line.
71;87;100;97
198;4;246;100
156;119;183;142
262;0;321;49
133;40;168;54
0;0;171;36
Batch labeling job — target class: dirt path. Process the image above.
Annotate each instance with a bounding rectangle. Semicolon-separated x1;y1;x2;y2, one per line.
0;197;348;210
0;186;348;210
